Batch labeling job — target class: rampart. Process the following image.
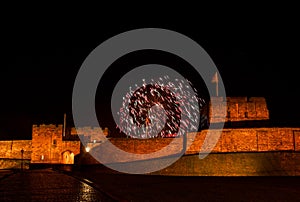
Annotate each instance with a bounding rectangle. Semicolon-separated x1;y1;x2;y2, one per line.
209;97;269;123
0;140;32;159
31;124;81;164
87;127;300;164
1;97;299;175
0;140;31;169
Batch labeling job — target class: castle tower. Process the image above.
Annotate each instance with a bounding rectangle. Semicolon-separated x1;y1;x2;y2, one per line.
208;97;269;124
31;124;80;164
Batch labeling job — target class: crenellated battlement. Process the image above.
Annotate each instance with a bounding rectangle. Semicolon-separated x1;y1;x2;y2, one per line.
209;97;269;123
31;124;80;164
1;96;300;174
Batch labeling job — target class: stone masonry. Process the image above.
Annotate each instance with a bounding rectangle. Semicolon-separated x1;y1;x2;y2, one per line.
0;97;298;170
209;97;269;123
31;124;81;164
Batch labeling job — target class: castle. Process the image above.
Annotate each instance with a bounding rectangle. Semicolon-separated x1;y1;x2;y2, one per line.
1;97;299;175
0;124;109;169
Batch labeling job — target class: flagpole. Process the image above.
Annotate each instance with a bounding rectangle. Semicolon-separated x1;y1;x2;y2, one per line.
211;71;219;97
216;72;219;97
63;113;66;137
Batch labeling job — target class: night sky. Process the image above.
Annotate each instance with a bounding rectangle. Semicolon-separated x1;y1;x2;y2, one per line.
1;13;299;139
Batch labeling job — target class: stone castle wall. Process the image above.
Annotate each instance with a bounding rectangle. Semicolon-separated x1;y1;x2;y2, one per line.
151;152;300;176
0;140;31;169
88;127;300;164
31;124;81;163
0;140;32;159
209;97;269;123
30;125;108;164
2;122;297;166
0;96;298;175
187;127;300;154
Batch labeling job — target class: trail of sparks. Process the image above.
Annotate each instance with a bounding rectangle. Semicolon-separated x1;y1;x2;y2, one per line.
117;76;204;138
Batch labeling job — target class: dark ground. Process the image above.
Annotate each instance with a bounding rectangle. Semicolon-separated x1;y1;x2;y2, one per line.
0;169;114;202
67;167;300;201
1;168;300;201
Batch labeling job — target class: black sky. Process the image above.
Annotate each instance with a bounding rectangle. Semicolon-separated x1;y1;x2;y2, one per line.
1;11;299;138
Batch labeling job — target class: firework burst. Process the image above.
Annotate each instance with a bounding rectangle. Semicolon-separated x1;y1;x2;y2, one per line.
117;76;204;138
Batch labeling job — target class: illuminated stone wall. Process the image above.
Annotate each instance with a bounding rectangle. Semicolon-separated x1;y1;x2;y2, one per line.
187;127;300;154
87;127;300;164
30;125;106;164
0;159;31;169
0;140;31;169
0;140;31;159
0;96;298;173
209;97;269;123
151;152;300;176
31;124;80;164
